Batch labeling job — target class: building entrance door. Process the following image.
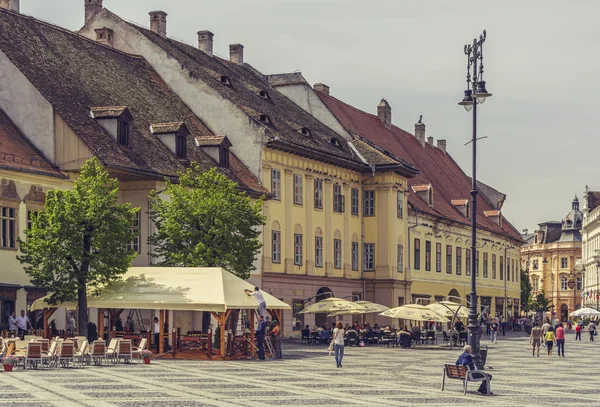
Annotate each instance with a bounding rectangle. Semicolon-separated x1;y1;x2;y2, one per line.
561;304;568;322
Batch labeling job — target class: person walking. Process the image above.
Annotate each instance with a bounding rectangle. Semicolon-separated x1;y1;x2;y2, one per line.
575;322;582;340
530;323;542;357
271;320;282;359
555;322;565;358
153;317;160;351
490;319;498;344
16;310;32;338
541;319;551;348
588;320;597;342
256;315;266;360
545;327;555;357
332;321;345;368
7;311;17;336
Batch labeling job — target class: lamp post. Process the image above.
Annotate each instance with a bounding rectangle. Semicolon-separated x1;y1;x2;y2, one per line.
458;30;492;369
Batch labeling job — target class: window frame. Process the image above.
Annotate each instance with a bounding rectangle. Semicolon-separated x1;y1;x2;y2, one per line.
492;254;497;279
483;252;488;278
397;244;404;272
127;209;141;254
363;243;375;271
333;183;345;213
363;190;375;216
351;188;359;216
314;178;323;209
175;134;187;158
425;241;431;271
117;120;129;147
446;244;452;274
456;247;462;275
414;238;421;270
560;257;568;269
500;256;504;280
0;206;16;249
271;169;281;200
397;190;403;218
315;236;323;268
272;230;281;263
351;242;359;271
561;276;568;291
293;174;303;205
466;249;471;276
435;242;442;273
294;233;303;265
334;239;342;269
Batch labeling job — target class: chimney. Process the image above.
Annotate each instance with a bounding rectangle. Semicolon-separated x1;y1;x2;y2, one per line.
427;136;433;147
229;44;244;65
0;0;19;12
197;30;214;56
377;99;391;128
94;27;114;47
84;0;102;24
149;11;167;37
414;121;425;147
313;83;330;95
437;139;447;153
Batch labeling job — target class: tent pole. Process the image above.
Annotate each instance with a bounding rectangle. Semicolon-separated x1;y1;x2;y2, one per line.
159;310;165;354
219;312;226;358
249;311;255;357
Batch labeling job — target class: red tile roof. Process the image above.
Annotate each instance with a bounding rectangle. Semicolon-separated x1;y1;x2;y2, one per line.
0;107;64;178
317;91;522;242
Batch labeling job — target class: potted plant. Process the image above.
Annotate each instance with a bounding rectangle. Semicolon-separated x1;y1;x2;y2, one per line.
141;350;153;364
1;355;18;372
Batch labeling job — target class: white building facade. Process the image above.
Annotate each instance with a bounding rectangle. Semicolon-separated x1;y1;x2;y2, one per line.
580;187;600;310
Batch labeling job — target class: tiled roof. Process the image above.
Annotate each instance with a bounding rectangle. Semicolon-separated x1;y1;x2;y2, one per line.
0;107;64;178
90;106;130;119
0;10;263;194
265;72;307;86
119;16;366;169
317;91;523;242
587;191;600;212
150;122;186;134
195;135;232;148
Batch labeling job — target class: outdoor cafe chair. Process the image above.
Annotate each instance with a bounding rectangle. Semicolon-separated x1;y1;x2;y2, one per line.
458;331;468;346
24;342;43;369
309;332;320;345
300;329;311;344
105;338;120;364
57;341;75;368
74;340;89;367
117;339;133;364
132;338;147;363
42;341;58;369
426;331;437;345
90;340;106;366
442;331;451;346
346;331;358;347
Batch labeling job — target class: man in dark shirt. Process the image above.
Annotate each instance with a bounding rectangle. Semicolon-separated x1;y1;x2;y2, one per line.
256;315;267;360
454;319;464;332
456;345;492;395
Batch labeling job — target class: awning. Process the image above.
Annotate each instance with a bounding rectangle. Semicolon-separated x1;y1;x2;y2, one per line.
31;267;290;312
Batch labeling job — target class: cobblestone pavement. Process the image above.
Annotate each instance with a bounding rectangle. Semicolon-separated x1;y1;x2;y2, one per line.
0;331;598;407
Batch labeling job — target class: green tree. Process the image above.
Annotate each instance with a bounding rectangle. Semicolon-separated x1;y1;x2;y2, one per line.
530;291;553;312
18;158;138;337
149;165;265;279
521;269;533;312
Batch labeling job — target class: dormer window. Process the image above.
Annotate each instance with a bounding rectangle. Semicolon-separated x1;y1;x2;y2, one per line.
412;184;433;206
117;120;129;146
259;90;270;100
219;75;231;85
301;127;311;137
94;27;114;47
484;210;502;226
330;137;341;146
451;199;469;218
219;147;230;168
259;114;271;124
151;122;189;159
176;134;187;158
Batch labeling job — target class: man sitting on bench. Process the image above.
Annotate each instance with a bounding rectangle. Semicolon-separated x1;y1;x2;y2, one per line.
456;345;492;395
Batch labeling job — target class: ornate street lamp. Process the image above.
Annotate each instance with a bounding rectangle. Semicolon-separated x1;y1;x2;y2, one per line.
458;30;492;369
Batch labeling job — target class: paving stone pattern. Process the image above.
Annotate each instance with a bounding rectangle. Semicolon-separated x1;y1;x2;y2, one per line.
0;332;598;406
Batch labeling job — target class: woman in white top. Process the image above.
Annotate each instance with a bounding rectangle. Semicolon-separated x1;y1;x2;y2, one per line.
332;321;345;368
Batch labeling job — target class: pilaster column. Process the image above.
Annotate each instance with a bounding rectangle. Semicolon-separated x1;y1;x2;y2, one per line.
305;175;315;276
284;169;294;272
324;179;334;277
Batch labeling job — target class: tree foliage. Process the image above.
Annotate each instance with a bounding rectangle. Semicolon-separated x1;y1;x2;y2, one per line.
149;164;265;280
18;158;138;336
530;290;553;312
521;270;533;311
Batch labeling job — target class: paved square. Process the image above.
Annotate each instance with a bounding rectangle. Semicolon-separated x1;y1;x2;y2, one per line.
1;332;597;406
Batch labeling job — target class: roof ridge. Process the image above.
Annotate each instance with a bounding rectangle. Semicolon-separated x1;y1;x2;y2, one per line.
0;9;145;60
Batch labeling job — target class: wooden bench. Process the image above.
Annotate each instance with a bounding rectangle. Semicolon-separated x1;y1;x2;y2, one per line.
441;364;490;395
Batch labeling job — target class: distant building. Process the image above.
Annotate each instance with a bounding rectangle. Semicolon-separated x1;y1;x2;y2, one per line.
580;187;600;310
521;197;582;321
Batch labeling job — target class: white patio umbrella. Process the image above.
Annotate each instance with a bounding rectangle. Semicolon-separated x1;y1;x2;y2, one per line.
426;301;470;319
569;307;600;317
379;304;449;323
327;300;389;316
299;297;367;314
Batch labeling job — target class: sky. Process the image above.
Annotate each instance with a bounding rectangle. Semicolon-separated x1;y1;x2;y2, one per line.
20;0;600;233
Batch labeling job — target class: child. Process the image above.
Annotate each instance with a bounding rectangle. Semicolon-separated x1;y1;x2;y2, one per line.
545;326;555;357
